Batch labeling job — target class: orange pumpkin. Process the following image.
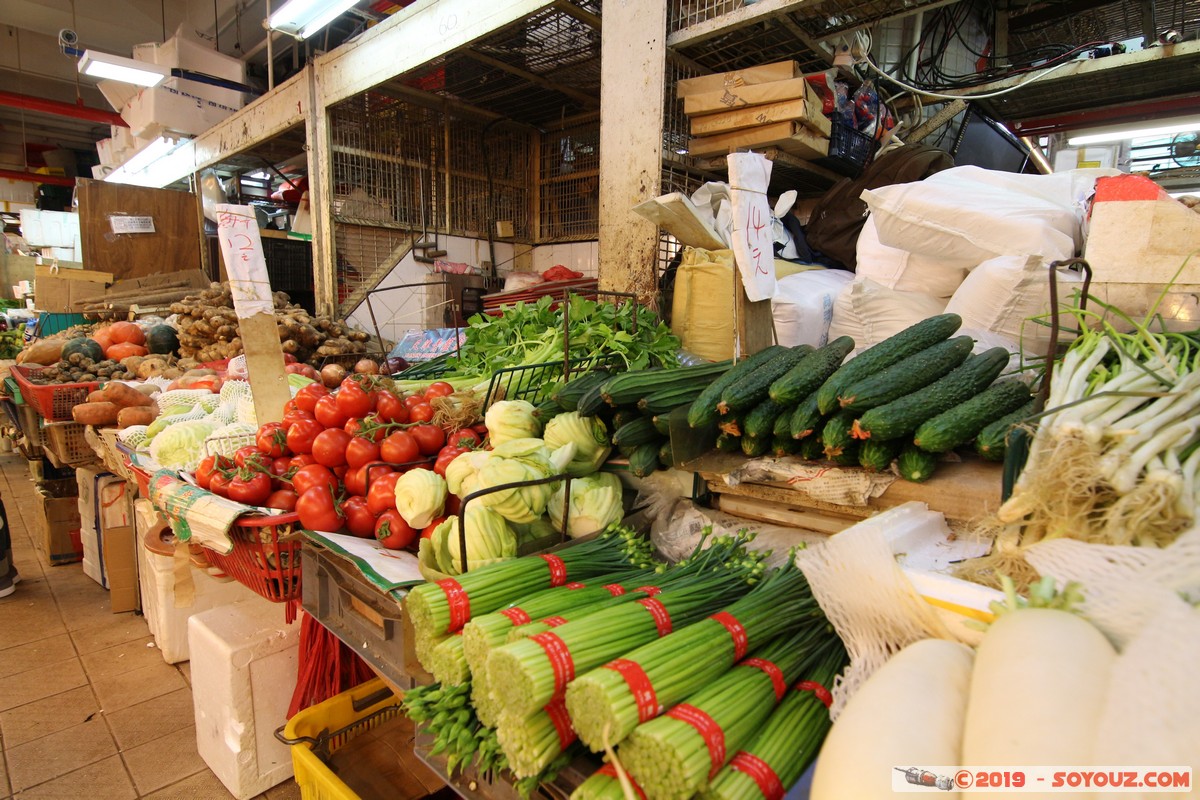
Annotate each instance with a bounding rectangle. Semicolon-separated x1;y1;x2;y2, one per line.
106;342;149;360
109;321;146;346
91;327;115;352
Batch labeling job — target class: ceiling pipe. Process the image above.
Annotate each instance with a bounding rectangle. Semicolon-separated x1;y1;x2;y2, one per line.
0;90;126;127
0;169;76;187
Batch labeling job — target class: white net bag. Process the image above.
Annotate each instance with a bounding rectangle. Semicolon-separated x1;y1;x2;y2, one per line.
236;397;257;427
117;425;150;448
156;389;215;413
202;422;258;457
219;379;254;406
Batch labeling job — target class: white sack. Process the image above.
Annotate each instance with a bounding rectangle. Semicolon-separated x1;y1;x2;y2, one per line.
771;269;854;349
855;216;974;299
827;276;947;349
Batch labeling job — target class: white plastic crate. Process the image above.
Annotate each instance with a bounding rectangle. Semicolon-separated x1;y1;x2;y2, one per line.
78;468;128;589
189;599;299;799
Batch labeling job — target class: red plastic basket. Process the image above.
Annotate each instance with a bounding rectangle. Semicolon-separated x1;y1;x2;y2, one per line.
10;365;100;423
202;512;304;612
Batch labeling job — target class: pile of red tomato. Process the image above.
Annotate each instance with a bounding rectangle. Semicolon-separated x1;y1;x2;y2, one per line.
195;376;486;552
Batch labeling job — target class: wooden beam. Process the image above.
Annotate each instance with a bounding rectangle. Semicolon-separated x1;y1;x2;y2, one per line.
908;99;967;143
667;0;823;49
462;50;600;109
308;71;338;320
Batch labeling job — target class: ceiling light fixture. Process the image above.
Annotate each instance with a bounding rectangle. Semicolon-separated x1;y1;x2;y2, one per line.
268;0;359;39
1068;118;1200;146
77;50;169;88
105;136;189;186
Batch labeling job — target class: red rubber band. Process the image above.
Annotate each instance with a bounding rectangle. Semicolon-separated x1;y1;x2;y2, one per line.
598;764;647;800
531;632;575;694
709;611;748;660
544;698;576;749
603;584;626;596
637;598;672;636
500;607;531;626
540;554;567;586
605;659;659;723
795;680;833;708
667;704;726;778
436;578;471;631
542;616;568;628
565;581;587;590
729;751;784;800
741;658;786;701
634;585;661;597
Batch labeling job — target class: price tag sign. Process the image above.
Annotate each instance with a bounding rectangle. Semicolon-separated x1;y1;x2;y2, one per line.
109;215;156;235
728;152;776;302
213;205;274;318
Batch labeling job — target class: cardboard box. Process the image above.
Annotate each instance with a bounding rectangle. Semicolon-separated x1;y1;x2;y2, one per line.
683;77;819;117
1084;199;1200;285
689;121;829;159
36;480;83;567
103;522;139;613
690;95;831;138
35;265;113;313
677;61;801;98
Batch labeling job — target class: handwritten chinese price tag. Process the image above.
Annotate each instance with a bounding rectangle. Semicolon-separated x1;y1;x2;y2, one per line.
213;204;275;318
727;153;776;302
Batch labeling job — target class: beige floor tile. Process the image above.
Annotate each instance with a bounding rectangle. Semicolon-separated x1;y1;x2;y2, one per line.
0;613;67;652
265;780;302;799
91;658;188;714
68;613;150;653
4;717;117;791
0;685;99;748
0;634;75;680
1;744;9;798
139;768;231;800
0;659;87;713
105;687;195;751
8;755;135;800
177;661;192;686
79;636;165;681
121;725;206;796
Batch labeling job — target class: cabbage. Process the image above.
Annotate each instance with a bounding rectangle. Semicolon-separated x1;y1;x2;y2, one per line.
543;412;611;476
394;468;447;528
445;449;493;497
148;419;218;471
484;400;542;446
510;515;560;546
548;472;624;538
476;438;555;523
432;505;517;574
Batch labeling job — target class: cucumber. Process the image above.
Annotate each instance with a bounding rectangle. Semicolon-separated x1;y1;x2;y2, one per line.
816;314;963;415
687;346;789;429
852;348;1010;442
715;432;741;453
769;336;855;404
975;400;1035;462
612;417;659;448
718;411;745;437
914;379;1033;454
617;442;640;458
743;398;790;440
651;414;672;436
837;336;974;413
772;434;801;456
821;410;859;458
772;409;793;438
741;435;771;458
658;439;674;469
612;409;643;431
553;370;611;411
577;380;610;417
858;438;901;472
897;444;938;482
537;397;564;424
788;393;823;440
719;345;814;414
828;441;860;466
603;361;732;408
629;443;661;477
798;435;825;461
639;384;709;416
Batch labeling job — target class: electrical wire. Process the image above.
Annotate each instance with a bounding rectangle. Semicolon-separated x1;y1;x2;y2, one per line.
861;55;1074;100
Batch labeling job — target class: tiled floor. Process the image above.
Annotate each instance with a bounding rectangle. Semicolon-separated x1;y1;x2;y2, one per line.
0;455;300;800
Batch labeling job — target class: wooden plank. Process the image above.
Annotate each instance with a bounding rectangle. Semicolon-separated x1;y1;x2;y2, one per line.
308;74;337;319
733;267;774;357
76;180;202;280
715;494;859;533
631;193;726;250
597;0;667;302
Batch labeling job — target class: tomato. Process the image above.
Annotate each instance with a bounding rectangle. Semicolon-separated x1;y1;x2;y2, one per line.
282;408;316;428
471;423;489;439
425;381;454;399
282;399;301;416
404;393;428;410
312;428;352;468
343;464;367;496
336;382;375;419
375;509;416;550
234;445;269;470
407;403;435;424
256;422;290;458
292;464;338;497
365;469;400;514
283;353;298;365
314;394;350;429
227;471;273;506
296;484;345;532
209;471;233;498
434;445;468;477
332;465;348;483
265;488;298;512
345;415;385;443
340;496;377;538
286;363;320;381
269;456;293;480
375;391;409;424
195;454;229;490
444;494;462;515
286;418;324;455
345;436;381;469
410;424;446;456
379;430;420;464
295;383;329;414
447;428;482;448
290;454;316;469
421;516;447;540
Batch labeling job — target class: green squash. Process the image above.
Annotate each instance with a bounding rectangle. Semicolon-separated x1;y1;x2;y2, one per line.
146;325;180;356
61;337;104;363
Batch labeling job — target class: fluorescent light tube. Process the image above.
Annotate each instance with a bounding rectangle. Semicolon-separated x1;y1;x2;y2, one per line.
105;136;188;186
1068;119;1200;146
78;50;169;88
269;0;359;39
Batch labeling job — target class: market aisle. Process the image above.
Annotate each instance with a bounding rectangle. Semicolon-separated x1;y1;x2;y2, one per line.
0;455;300;800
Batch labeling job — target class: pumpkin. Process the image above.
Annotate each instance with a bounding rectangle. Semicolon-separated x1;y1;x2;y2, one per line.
106;342;149;361
145;325;180;356
108;321;146;346
91;328;115;352
62;337;105;363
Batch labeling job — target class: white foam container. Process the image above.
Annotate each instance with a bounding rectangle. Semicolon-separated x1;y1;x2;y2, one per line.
78;468;128;589
189;599;299;799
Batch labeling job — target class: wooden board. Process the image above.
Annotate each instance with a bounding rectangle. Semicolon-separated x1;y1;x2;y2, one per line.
631;192;727;250
327;714;446;800
77;179;202;280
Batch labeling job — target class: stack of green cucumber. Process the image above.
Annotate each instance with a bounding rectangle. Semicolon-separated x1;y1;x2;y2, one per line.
686;314;1036;483
550;359;735;477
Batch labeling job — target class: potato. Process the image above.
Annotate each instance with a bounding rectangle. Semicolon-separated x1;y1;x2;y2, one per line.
101;381;154;408
87;389;107;403
117;406;157;428
72;402;120;426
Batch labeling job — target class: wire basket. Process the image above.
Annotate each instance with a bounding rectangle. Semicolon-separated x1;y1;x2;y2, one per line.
483;354;620;407
202;431;258;459
42;422;96;467
201;512;304;617
814;123;879;177
10;365;100;423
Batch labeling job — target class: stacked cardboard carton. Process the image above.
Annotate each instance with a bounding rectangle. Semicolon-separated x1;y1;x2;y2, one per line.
679;61;832;160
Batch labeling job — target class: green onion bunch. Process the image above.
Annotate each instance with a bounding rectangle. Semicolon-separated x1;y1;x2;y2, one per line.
495;700;577;778
428;633;470;686
571;764;648;800
617;629;836;800
566;559;824;752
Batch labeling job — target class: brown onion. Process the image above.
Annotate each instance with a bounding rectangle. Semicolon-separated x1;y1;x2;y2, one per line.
354;358;379;375
321;363;347;387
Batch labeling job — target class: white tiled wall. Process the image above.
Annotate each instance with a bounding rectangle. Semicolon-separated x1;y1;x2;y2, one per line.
530;241;599;277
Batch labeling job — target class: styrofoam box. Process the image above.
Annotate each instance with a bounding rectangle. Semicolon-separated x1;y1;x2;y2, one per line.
189;600;298;799
19;209;80;248
82;555;106;589
133;499;260;663
78;468;127;589
122;79;243;139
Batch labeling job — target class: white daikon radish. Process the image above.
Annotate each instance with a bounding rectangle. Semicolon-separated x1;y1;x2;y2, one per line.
812;639;974;800
961;608;1116;800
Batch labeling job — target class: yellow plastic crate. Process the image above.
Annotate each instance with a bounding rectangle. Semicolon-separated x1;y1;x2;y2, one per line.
279;679;402;800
